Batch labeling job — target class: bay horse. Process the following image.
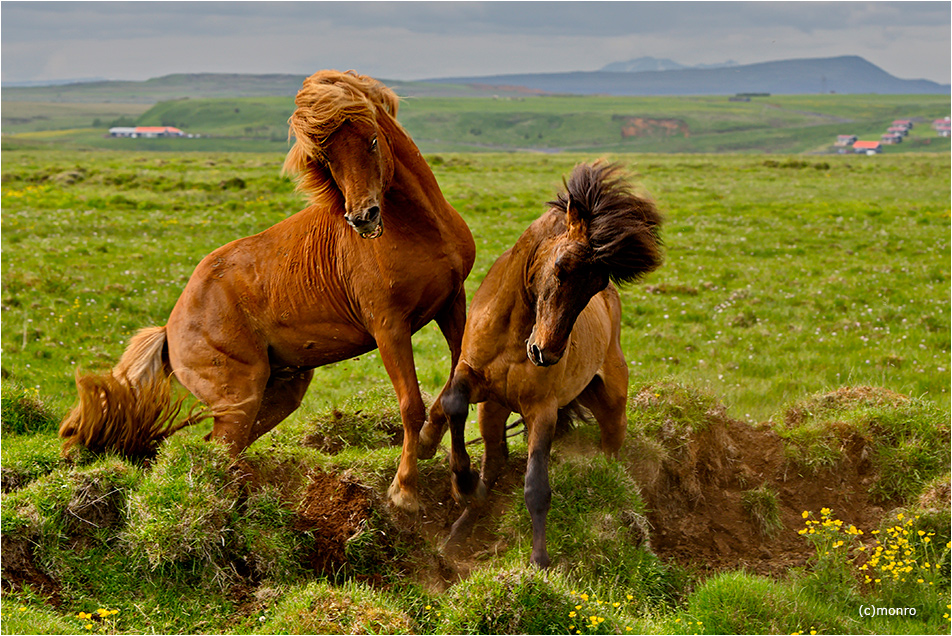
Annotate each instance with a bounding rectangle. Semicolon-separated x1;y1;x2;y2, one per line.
59;70;475;512
419;161;663;566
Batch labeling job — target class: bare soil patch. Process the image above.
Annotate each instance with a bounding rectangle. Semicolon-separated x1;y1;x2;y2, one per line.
294;470;376;575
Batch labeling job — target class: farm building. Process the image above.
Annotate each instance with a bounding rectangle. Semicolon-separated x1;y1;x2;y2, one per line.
835;134;858;146
933;118;950;137
886;126;909;137
853;140;882;154
891;119;913;130
109;126;185;138
881;133;903;144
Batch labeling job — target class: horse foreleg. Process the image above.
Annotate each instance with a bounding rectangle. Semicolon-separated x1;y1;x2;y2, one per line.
442;368;489;553
445;398;509;552
578;348;629;457
442;369;482;504
524;404;557;568
377;329;427;512
420;288;468;459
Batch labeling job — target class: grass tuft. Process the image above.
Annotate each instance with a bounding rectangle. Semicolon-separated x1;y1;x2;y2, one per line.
254;580;414;635
741;484;783;537
1;384;59;435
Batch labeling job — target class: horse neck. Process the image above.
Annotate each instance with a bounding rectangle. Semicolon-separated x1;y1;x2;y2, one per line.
509;219;553;319
380;116;451;221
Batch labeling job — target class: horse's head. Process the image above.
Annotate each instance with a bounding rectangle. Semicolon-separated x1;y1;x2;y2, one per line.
526;202;608;367
324;117;392;238
283;70;398;239
526;161;664;367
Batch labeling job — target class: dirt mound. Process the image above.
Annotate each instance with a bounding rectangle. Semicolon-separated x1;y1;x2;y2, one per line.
615;116;690;138
294;470;376;575
625;397;894;575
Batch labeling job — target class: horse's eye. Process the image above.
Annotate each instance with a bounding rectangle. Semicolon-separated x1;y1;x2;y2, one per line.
370;136;378;152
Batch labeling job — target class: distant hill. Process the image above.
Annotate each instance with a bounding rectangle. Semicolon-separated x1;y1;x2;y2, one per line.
426;56;950;96
600;57;738;73
1;73;309;103
3;56;947;105
0;73;514;104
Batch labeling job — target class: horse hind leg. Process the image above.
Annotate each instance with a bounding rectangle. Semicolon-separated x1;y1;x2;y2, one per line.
173;361;269;459
245;368;314;446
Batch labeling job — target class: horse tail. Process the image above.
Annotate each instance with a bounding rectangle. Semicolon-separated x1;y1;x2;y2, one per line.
59;326;198;457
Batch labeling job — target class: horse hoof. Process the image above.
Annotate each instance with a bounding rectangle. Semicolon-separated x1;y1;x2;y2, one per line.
418;422;444;460
450;469;483;504
387;479;420;513
417;438;439;460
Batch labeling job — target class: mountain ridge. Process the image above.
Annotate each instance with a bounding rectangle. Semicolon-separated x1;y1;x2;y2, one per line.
426;56;949;96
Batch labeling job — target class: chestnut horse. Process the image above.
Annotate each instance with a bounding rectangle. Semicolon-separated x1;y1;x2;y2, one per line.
419;161;663;566
59;70;475;512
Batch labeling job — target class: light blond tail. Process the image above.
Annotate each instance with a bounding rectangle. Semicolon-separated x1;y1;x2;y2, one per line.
59;327;200;457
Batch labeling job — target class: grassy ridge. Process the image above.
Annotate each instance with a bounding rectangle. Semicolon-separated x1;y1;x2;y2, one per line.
3;93;949;154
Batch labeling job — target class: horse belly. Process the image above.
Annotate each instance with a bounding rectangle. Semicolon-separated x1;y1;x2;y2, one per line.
267;322;376;368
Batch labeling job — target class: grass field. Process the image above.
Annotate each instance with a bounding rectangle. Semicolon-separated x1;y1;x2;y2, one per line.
2;149;948;420
1;147;949;634
3;92;950;154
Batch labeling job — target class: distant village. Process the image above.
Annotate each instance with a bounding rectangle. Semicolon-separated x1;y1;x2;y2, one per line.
108;126;196;138
834;117;950;154
108;116;952;153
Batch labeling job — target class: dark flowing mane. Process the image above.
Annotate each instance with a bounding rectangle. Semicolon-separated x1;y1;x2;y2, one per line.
282;70;402;206
549;161;664;284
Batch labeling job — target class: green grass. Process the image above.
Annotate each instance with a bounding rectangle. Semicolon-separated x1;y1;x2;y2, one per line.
1;149;947;423
1;147;949;634
3;93;949;154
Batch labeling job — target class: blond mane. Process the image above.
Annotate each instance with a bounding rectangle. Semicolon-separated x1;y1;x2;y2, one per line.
283;70;401;206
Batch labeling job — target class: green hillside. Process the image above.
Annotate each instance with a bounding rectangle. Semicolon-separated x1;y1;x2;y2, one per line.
3;93;949;154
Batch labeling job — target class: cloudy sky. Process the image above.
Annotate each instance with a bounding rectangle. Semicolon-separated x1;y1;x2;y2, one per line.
2;1;949;85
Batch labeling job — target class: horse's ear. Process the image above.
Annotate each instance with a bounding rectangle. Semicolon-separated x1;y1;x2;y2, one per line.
565;200;588;242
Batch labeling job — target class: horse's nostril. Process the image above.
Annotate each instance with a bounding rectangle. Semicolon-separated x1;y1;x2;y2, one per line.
367;205;380;221
528;343;543;365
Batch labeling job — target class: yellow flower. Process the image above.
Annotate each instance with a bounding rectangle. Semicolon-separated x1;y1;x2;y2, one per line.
802;511;810;519
820;507;832;516
569;611;577;618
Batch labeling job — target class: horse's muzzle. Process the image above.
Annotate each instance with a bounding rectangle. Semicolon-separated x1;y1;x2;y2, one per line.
345;205;383;239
